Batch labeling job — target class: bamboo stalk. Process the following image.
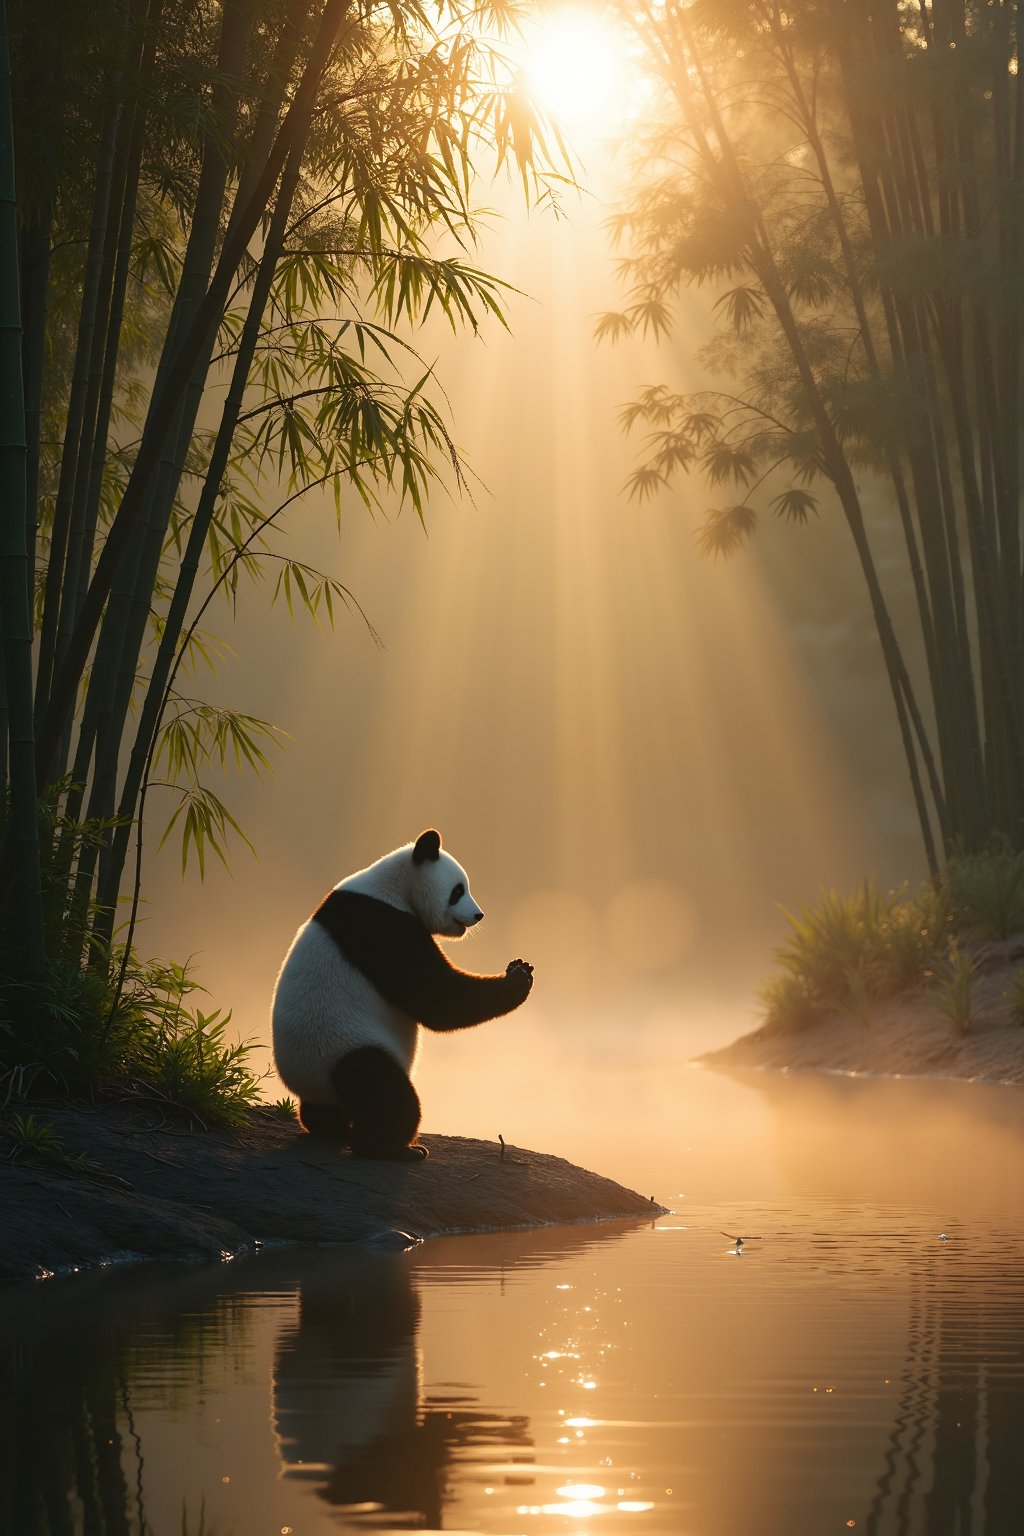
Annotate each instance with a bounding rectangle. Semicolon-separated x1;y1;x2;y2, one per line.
69;0;253;936
676;6;948;852
32;67;123;725
0;0;44;970
96;138;309;938
30;0;352;799
96;22;309;932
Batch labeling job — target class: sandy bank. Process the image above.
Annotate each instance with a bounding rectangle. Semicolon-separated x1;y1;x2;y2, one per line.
704;938;1024;1085
0;1104;661;1287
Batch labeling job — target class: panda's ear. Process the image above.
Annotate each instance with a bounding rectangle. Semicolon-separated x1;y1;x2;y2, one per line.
412;829;442;865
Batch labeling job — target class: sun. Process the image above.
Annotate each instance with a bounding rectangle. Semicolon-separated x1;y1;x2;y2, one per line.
522;6;628;134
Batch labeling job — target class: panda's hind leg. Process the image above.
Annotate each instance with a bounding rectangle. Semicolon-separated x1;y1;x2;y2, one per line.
299;1100;352;1140
329;1046;427;1161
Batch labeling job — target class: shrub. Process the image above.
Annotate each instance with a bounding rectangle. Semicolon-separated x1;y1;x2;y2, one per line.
943;845;1024;940
774;883;892;1003
758;971;821;1033
875;882;950;992
762;880;939;1032
1004;971;1024;1027
3;1111;101;1173
0;952;263;1125
931;942;978;1036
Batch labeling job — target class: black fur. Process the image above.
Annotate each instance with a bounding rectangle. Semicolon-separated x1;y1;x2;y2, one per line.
300;1048;427;1159
299;1100;351;1140
412;829;441;865
312;890;533;1032
331;1046;425;1159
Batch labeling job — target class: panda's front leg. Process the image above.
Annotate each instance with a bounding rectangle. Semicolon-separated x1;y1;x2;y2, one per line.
329;1046;429;1161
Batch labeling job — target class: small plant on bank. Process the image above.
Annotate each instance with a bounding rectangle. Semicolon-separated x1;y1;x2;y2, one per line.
134;1006;262;1128
4;1111;101;1174
839;966;874;1028
1004;972;1024;1028
0;950;263;1126
758;971;820;1032
757;850;1024;1036
931;942;979;1036
761;881;940;1032
942;845;1024;940
5;1111;63;1162
876;883;951;990
271;1097;298;1120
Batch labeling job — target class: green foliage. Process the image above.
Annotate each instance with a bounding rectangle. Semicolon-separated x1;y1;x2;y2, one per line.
135;1006;262;1128
759;849;1024;1035
931;942;978;1037
879;886;951;990
3;1110;101;1173
602;0;1024;869
2;0;574;997
1004;972;1024;1028
775;883;900;1000
271;1096;298;1120
758;971;819;1034
695;503;758;558
6;1111;59;1160
942;846;1024;941
0;951;263;1124
761;878;946;1032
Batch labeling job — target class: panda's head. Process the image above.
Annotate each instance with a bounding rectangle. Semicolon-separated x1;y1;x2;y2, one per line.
408;829;484;939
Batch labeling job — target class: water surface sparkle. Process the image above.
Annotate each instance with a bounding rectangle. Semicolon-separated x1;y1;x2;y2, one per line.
3;1070;1024;1533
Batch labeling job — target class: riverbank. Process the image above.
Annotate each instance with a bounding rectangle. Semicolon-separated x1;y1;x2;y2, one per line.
704;937;1024;1085
0;1103;662;1286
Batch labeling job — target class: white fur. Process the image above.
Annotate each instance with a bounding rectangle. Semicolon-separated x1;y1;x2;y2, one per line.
271;837;483;1103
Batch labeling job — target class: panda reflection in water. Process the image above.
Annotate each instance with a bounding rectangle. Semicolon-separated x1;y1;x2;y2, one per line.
271;829;534;1160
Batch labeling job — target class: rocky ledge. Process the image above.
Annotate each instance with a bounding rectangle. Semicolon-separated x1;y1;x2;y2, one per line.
0;1104;662;1286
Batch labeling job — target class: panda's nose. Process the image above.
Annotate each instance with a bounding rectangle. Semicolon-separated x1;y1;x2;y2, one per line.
470;911;484;924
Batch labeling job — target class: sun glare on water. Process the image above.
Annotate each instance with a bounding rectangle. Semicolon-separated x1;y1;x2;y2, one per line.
523;6;630;133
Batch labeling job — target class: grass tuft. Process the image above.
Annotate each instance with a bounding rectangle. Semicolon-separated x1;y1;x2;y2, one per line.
1004;971;1024;1027
760;846;1024;1035
931;941;978;1036
4;1110;102;1174
942;845;1024;940
760;879;941;1032
0;951;263;1125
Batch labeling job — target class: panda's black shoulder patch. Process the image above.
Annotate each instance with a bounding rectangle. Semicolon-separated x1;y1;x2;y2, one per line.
313;890;434;996
311;889;530;1031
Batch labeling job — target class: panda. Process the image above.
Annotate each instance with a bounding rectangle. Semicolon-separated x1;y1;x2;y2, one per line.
271;829;534;1161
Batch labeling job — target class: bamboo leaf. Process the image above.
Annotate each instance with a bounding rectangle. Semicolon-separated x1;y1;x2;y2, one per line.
695;505;758;559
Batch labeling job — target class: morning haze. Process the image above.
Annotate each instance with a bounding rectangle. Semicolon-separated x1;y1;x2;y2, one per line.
146;172;907;1135
4;4;1024;1534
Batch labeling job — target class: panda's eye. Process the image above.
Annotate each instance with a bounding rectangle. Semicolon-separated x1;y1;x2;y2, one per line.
449;882;465;905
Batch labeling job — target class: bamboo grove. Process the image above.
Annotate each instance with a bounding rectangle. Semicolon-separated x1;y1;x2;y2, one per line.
604;0;1024;872
0;0;562;982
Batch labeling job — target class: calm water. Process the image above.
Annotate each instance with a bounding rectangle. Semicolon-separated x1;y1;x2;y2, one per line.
4;1066;1024;1536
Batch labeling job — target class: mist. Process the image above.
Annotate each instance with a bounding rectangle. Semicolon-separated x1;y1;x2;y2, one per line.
140;167;925;1138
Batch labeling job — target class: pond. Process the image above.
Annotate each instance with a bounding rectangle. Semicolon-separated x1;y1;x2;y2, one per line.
3;1065;1024;1535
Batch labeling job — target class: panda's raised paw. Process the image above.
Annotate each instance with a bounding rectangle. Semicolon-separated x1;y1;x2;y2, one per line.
506;958;534;976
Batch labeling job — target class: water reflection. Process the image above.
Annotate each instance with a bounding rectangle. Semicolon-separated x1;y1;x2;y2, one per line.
864;1286;1024;1535
273;1249;533;1525
2;1074;1024;1534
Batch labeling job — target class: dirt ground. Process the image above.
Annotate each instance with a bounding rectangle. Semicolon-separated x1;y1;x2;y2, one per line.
0;1103;661;1286
704;936;1024;1084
